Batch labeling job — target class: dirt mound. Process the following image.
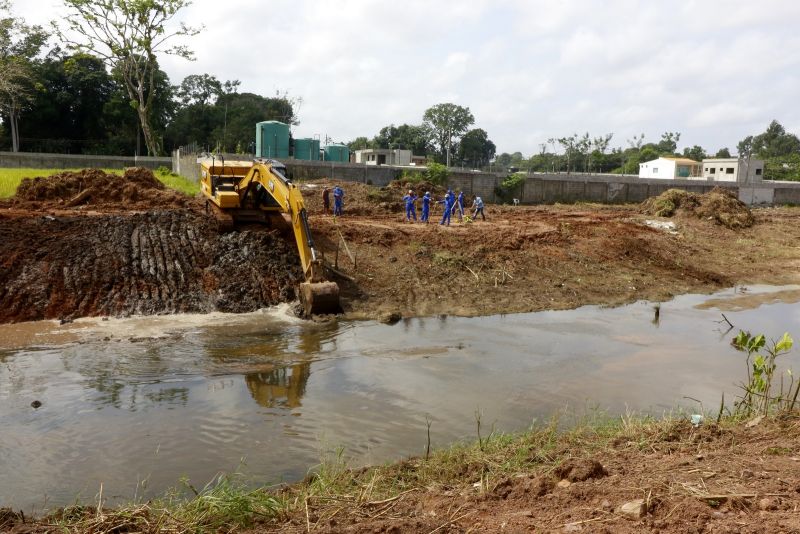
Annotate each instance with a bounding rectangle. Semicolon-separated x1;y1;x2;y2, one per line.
299;178;397;216
11;167;196;211
0;211;301;323
299;178;448;217
640;187;755;229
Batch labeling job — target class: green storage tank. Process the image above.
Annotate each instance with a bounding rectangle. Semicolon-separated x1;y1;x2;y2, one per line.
255;121;290;159
294;138;320;161
324;144;350;162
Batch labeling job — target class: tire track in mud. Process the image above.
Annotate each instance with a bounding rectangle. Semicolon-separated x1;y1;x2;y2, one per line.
0;211;302;323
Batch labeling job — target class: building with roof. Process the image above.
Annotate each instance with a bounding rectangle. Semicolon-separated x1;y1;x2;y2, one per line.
638;157;702;179
354;148;412;166
701;158;764;183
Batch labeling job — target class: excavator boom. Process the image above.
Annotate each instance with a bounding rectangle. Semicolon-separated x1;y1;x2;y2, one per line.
200;158;340;316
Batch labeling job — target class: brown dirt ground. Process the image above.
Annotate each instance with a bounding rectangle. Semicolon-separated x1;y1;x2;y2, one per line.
2;174;800;532
301;184;800;321
255;416;800;534
3;416;800;533
2;174;800;323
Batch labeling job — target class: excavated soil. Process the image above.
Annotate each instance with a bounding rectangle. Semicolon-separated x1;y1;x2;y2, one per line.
3;174;800;533
10;168;200;212
0;211;301;322
2;174;800;323
640;187;755;229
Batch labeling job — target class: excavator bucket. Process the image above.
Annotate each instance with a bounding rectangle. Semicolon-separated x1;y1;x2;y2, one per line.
300;281;341;316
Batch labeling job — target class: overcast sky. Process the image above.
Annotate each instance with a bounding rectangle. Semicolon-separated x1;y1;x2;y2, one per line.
14;0;800;155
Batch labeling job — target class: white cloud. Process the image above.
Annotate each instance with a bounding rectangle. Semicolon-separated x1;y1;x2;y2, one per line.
10;0;800;155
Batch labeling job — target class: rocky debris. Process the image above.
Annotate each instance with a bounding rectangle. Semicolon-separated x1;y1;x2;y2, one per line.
639;187;755;229
617;499;647;519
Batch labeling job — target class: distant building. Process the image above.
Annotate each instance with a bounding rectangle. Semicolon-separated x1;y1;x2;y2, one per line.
701;158;764;183
354;148;412;166
638;157;702;179
410;155;428;166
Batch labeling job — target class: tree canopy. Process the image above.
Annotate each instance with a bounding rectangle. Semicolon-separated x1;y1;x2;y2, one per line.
57;0;200;155
423;103;474;166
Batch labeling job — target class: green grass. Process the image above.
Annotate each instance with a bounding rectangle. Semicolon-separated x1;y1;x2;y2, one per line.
153;168;201;196
0;167;199;199
7;408;794;533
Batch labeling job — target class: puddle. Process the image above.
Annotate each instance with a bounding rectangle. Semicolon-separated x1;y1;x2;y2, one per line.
1;285;799;510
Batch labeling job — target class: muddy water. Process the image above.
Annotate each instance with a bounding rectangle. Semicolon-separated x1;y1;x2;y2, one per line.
2;286;800;510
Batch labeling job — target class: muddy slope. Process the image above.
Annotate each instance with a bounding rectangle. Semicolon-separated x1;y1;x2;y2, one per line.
3;172;800;324
0;211;301;323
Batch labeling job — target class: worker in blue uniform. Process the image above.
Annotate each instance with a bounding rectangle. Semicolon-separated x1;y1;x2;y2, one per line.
421;191;432;223
333;185;344;216
402;189;418;222
439;192;453;226
454;190;465;221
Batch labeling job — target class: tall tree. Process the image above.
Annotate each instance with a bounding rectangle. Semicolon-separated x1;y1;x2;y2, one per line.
422;103;474;167
20;50;114;153
176;73;222;106
657;131;681;154
104;61;173;155
347;136;373;151
739;120;800;158
682;145;706;162
371;123;432;155
0;0;46;152
58;0;199;155
557;134;579;172
457;128;495;168
715;147;731;158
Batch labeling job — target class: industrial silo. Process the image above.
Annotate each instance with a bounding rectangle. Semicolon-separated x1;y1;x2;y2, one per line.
255;121;290;159
324;144;350;162
294;138;320;161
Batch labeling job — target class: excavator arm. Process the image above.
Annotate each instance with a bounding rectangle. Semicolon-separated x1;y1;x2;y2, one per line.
201;158;340;316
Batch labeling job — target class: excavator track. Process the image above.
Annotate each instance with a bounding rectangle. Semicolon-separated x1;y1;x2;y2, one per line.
205;199;235;232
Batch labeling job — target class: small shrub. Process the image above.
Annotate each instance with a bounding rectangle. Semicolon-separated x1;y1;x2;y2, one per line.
495;172;526;204
425;162;449;186
732;330;795;416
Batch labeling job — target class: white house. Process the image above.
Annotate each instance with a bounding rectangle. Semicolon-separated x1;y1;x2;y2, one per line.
354;148;412;166
638;157;702;179
701;158;764;183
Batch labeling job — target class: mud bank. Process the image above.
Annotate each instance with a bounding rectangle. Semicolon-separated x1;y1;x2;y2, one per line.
3;173;800;324
4;415;800;533
0;210;300;323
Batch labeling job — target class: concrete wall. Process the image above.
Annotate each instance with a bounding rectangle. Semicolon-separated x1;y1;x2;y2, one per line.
169;150;800;206
0;151;171;170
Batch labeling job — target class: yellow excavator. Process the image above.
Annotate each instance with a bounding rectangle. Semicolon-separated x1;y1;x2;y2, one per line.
199;157;340;316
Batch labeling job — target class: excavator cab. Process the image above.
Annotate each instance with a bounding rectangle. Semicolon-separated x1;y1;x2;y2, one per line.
200;158;341;316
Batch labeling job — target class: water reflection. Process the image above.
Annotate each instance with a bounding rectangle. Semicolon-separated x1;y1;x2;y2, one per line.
246;362;311;409
1;286;799;512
